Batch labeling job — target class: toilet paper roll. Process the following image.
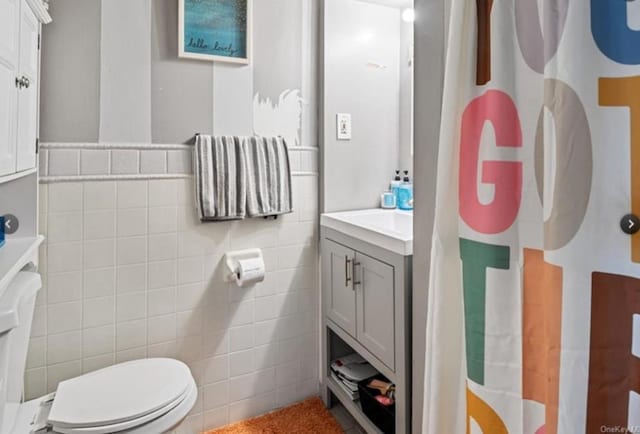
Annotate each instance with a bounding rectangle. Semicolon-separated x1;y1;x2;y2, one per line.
235;257;265;287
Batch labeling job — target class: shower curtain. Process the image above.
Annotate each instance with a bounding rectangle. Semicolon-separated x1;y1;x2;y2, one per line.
423;1;640;433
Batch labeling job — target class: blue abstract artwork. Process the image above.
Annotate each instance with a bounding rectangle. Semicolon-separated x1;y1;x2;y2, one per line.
180;0;250;63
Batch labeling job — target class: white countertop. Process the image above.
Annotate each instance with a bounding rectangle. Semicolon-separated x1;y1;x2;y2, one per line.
321;209;413;256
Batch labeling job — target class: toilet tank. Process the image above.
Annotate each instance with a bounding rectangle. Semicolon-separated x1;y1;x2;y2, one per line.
0;271;42;434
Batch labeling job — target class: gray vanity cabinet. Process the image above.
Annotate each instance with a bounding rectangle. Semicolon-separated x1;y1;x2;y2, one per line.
355;252;395;370
323;239;357;337
322;240;396;369
321;226;412;434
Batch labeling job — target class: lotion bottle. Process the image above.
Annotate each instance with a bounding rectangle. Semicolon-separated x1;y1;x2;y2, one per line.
398;171;414;210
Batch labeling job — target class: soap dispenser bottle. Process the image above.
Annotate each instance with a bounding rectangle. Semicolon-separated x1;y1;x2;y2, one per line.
390;170;402;202
398;170;414;211
389;170;402;195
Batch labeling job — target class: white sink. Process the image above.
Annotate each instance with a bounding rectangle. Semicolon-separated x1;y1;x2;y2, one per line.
321;209;413;256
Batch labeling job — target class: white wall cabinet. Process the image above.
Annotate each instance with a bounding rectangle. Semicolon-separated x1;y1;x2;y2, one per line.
0;0;41;178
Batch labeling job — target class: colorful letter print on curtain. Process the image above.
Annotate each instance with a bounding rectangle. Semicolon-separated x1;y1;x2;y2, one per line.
587;273;640;433
423;0;640;432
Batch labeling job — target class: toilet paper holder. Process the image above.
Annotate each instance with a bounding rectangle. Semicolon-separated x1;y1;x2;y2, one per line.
224;249;265;287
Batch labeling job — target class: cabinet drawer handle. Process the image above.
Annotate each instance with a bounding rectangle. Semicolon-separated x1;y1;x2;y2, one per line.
345;256;352;287
15;76;30;89
353;261;362;286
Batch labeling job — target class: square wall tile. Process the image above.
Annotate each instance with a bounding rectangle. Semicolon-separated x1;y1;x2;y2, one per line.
111;150;139;175
84;182;116;210
26;337;46;369
116;264;147;293
83;296;115;328
116;181;147;209
203;406;229;431
177;309;203;338
229;325;254;352
84;211;116;240
301;151;318;172
116;292;147;322
203;381;229;411
83;325;115;358
49;183;83;213
148;261;177;289
25;368;46;400
149;180;178;207
148;287;176;317
148;314;177;344
84;268;115;298
47;331;81;364
149;207;178;234
178;257;204;285
117;208;148;237
48;149;80;176
116;237;147;265
84;239;116;269
176;283;206;312
47;272;82;304
116;320;147;351
47;302;82;334
202;355;229;385
229;349;255;377
47;360;82;393
81;150;110;175
167;150;193;174
48;212;82;243
39;149;49;177
148;234;178;262
140;150;167;175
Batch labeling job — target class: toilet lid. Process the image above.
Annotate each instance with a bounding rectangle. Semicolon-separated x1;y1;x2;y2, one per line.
51;377;197;434
48;358;192;430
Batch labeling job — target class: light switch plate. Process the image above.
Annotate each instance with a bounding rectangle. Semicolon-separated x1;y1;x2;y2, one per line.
336;113;352;140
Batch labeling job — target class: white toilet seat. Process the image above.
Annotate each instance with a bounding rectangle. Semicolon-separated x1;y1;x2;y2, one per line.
52;377;198;434
45;358;196;434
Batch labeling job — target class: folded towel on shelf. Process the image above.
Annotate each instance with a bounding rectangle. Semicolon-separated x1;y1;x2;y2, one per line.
244;136;293;218
194;135;247;221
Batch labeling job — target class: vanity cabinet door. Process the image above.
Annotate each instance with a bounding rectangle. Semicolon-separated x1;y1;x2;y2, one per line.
355;252;395;370
322;239;357;337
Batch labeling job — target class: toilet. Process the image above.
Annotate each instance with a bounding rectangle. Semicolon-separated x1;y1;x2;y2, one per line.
0;271;197;434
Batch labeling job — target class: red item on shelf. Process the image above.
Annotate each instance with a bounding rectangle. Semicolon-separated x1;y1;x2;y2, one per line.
375;395;394;406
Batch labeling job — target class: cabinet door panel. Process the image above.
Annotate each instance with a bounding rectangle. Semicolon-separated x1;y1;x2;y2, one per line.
16;0;38;172
355;252;395;369
0;0;19;176
323;239;357;337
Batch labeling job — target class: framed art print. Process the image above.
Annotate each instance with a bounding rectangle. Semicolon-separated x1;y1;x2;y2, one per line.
179;0;252;64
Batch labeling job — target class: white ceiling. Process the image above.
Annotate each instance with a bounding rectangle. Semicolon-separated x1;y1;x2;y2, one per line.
358;0;414;9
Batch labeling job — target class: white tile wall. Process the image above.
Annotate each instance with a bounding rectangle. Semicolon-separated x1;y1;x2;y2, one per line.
30;175;320;433
81;150;111;175
42;146;193;178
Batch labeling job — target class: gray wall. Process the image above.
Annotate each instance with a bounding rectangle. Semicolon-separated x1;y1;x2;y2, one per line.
412;0;446;432
40;0;316;147
40;0;101;142
322;0;402;212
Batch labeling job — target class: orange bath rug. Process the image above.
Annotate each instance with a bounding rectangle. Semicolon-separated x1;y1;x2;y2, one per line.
205;397;344;434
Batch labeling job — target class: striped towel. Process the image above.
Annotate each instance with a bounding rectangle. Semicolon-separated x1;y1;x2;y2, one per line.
244;136;293;218
194;135;247;221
